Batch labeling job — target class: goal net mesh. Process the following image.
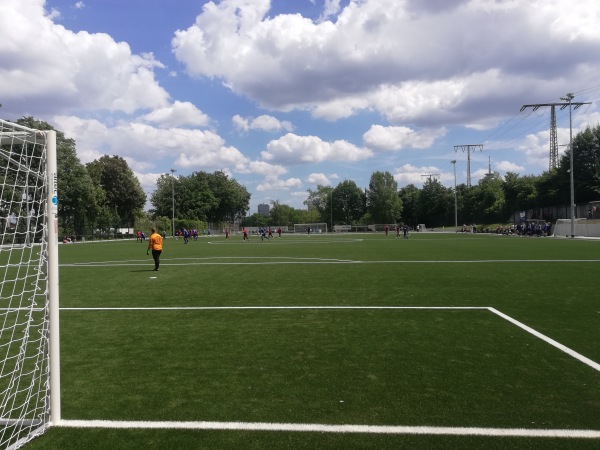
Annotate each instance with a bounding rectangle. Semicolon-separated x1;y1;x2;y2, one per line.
0;120;52;448
293;223;328;234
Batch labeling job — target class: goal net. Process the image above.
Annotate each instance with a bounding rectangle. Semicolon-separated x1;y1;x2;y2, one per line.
293;223;328;234
0;120;59;449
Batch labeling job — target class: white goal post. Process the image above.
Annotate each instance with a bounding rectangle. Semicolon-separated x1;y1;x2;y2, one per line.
293;223;328;234
0;120;59;449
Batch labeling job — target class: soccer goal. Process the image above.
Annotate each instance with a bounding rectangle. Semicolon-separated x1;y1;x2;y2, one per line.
293;223;328;234
0;120;59;449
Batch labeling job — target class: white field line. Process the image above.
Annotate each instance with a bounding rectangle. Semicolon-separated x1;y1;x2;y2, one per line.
55;306;600;438
60;306;489;313
488;307;600;372
60;305;600;372
56;420;600;438
208;238;363;244
60;258;600;267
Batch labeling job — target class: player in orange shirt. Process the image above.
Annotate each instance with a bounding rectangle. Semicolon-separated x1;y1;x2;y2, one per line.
147;228;163;271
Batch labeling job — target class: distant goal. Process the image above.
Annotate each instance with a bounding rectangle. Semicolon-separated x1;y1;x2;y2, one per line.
293;223;328;234
0;120;59;449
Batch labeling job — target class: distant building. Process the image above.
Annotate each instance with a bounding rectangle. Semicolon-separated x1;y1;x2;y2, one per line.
258;204;270;216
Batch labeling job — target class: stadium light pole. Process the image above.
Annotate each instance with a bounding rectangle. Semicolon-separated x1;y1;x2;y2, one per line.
170;169;176;237
561;93;575;238
330;189;333;233
451;160;457;231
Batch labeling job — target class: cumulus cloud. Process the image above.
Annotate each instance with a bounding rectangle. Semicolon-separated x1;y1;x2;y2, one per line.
0;0;169;117
232;114;293;133
496;160;525;173
262;133;373;164
256;175;302;192
172;0;600;126
141;101;211;128
306;172;338;185
363;125;447;151
53;115;249;173
393;163;452;185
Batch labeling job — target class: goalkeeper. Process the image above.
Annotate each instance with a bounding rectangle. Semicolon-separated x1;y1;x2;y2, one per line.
147;228;163;271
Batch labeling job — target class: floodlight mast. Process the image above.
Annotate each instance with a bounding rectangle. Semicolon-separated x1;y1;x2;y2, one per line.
451;160;457;231
560;93;575;238
170;169;176;237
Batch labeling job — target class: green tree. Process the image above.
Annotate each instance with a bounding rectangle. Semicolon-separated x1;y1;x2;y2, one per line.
150;171;250;224
204;171;250;222
87;155;146;228
399;184;420;226
469;175;505;223
502;172;539;220
333;180;366;224
366;171;402;223
241;213;268;228
16;117;99;236
269;201;305;227
304;185;333;223
419;179;453;227
570;125;600;203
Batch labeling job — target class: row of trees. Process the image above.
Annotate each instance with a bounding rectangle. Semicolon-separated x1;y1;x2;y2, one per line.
150;171;250;226
13;118;147;237
250;124;600;228
10;118;250;237
4;118;599;235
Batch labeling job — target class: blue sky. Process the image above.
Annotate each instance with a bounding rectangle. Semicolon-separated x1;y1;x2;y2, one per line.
2;0;600;214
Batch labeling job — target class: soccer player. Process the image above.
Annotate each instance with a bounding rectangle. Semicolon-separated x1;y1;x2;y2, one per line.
243;227;249;241
277;227;282;238
385;225;389;236
225;227;230;239
147;228;163;271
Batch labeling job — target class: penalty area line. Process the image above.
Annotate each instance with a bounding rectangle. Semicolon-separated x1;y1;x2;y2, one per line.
488;307;600;373
56;420;600;438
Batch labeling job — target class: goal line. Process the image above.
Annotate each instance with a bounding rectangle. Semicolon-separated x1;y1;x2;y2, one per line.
56;419;600;439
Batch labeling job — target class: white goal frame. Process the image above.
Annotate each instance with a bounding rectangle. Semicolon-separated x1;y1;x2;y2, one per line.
0;120;59;449
293;223;328;234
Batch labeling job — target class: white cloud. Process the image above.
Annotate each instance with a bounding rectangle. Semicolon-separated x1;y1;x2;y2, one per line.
52;115;249;173
363;125;447;151
262;133;373;164
172;0;600;126
74;1;85;10
232;114;293;133
306;172;338;185
0;0;169;117
141;101;211;128
244;160;288;177
393;163;451;185
319;0;343;21
496;160;525;173
256;175;302;192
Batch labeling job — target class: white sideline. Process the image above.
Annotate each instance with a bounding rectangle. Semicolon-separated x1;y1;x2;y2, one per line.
56;420;600;438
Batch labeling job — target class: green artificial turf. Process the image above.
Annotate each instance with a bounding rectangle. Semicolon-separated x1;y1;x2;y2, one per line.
23;233;600;449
